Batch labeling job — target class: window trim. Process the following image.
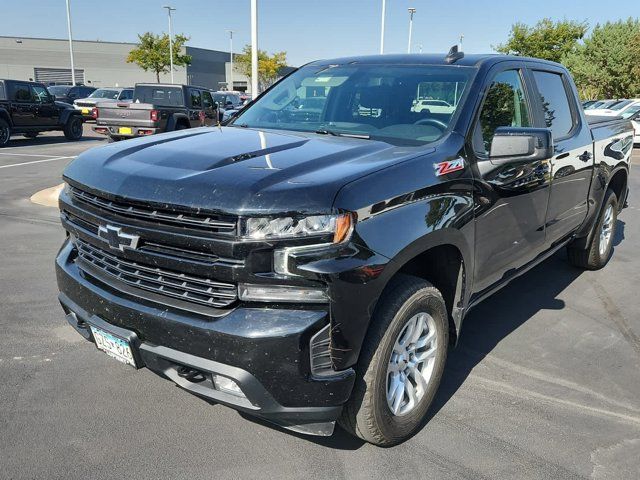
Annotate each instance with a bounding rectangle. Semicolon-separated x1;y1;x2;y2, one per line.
470;67;534;158
529;68;580;143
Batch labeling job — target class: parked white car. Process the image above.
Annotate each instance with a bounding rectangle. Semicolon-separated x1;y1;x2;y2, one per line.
412;99;455;114
588;99;639;117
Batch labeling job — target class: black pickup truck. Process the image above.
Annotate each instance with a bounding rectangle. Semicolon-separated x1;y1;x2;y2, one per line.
93;83;219;142
0;79;85;146
56;52;633;446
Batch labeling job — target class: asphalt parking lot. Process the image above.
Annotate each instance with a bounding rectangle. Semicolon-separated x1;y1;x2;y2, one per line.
0;127;639;480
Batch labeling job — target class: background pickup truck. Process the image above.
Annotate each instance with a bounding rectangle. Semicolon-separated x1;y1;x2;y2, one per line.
0;79;85;146
93;83;219;141
57;52;633;446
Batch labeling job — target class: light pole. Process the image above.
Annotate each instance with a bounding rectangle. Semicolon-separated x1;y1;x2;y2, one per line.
379;0;386;54
227;30;235;91
163;5;176;83
407;8;416;54
459;34;464;51
250;0;258;97
65;0;76;85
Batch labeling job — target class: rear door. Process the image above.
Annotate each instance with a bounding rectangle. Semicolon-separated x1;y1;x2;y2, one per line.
201;90;216;126
187;88;203;127
528;67;594;243
10;82;37;127
471;65;551;293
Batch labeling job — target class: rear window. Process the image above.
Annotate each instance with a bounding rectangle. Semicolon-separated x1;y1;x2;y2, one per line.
133;86;184;107
48;86;71;96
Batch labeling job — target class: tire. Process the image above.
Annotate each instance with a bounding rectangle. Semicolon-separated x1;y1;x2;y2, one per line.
23;132;39;139
0;118;11;147
567;189;618;270
175;123;188;131
107;136;122;143
339;275;449;446
63;116;84;141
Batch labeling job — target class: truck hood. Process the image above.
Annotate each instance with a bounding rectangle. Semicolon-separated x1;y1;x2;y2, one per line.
63;127;434;215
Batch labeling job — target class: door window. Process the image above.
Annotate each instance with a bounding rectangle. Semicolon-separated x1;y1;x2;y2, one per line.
202;91;214;109
31;85;50;103
13;84;33;102
531;71;574;139
474;70;531;155
188;89;202;108
119;89;133;101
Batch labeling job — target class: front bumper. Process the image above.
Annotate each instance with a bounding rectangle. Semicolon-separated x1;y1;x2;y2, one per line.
56;240;354;435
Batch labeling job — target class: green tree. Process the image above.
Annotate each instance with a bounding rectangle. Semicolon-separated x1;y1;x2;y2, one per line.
495;18;587;63
126;32;192;82
235;45;288;93
564;18;640;99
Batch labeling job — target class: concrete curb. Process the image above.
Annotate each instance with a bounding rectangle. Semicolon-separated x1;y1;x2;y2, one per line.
30;184;64;208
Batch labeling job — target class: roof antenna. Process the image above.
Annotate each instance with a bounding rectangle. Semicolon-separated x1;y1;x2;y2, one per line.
445;44;464;64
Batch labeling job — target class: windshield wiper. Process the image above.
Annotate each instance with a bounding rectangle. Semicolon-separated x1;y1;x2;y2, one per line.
315;128;370;139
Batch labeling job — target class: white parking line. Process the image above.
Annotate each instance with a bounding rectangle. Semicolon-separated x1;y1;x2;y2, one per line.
0;156;75;169
0;152;70;157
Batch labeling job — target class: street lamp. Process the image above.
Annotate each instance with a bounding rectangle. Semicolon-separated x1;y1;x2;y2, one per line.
163;5;176;83
250;0;258;97
380;0;386;54
65;0;76;85
227;30;235;91
407;8;416;54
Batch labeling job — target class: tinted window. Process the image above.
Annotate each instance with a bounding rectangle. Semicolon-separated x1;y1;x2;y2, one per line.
47;86;71;96
189;89;202;108
31;85;50;103
133;86;183;106
118;89;133;100
474;70;531;154
621;104;640;119
202;91;213;109
233;65;474;146
532;71;574;138
13;84;32;102
0;83;5;100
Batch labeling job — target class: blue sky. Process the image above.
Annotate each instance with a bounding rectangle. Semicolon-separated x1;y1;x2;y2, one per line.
4;0;637;66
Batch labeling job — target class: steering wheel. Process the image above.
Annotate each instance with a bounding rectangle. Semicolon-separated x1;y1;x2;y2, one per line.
414;118;448;130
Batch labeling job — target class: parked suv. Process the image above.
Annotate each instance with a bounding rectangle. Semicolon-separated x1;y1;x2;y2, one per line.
47;84;96;105
0;79;85;146
56;53;633;445
93;84;218;141
74;87;134;119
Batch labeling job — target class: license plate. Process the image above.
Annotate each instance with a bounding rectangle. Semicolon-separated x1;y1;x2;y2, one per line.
81;108;89;114
90;325;137;367
119;127;132;135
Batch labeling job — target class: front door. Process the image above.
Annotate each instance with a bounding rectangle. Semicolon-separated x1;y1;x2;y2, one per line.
31;85;59;127
471;67;552;293
529;68;594;242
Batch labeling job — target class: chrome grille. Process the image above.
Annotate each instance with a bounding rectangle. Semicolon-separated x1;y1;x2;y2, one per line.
69;186;237;233
75;239;237;308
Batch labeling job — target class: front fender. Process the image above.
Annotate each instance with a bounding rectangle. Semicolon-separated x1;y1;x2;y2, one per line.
59;108;81;126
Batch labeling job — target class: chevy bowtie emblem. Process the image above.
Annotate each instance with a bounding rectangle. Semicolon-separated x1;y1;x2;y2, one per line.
98;225;140;251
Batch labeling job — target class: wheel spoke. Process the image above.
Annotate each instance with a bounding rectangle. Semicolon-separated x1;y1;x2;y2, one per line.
412;327;436;350
404;378;417;411
400;318;416;345
414;346;437;363
409;366;428;395
389;375;405;415
410;314;426;344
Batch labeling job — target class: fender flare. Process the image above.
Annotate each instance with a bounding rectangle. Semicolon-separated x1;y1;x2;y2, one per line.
0;108;13;127
59;108;81;126
166;113;190;131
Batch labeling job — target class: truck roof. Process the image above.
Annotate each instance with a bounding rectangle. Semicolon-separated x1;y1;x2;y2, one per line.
135;83;211;91
307;53;564;69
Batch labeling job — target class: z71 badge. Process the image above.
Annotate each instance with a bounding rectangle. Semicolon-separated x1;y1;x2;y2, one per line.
434;158;465;176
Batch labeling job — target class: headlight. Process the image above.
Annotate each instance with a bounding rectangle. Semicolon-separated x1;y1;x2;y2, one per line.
242;213;354;243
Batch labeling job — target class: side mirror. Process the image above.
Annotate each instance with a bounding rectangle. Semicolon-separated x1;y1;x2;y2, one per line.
489;127;553;164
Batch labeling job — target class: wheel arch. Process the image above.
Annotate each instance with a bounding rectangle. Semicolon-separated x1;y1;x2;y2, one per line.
167;113;190;131
0;108;13;127
607;167;628;210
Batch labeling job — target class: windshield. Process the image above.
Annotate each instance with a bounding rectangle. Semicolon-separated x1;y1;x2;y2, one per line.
89;89;120;99
133;86;183;106
48;86;71;96
610;100;632;111
232;64;475;145
621;104;640;119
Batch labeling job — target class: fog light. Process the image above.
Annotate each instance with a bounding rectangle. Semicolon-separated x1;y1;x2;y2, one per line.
212;375;245;397
238;284;328;303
